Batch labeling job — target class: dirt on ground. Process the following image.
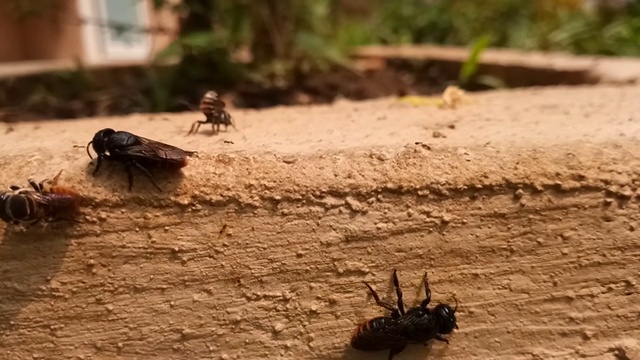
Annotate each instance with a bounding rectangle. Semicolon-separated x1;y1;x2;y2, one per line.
0;84;639;360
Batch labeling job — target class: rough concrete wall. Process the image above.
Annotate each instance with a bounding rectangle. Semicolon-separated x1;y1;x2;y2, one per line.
0;85;639;359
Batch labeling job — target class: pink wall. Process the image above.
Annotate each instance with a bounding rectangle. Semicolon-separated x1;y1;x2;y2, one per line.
0;0;180;64
0;3;25;62
20;0;84;61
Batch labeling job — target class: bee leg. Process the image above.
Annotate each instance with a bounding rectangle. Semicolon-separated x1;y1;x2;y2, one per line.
124;164;135;191
48;170;63;187
28;179;40;192
93;155;103;176
130;161;162;193
392;269;405;315
187;121;204;136
9;185;21;191
36;171;60;192
387;345;406;360
230;114;238;131
434;335;450;344
363;281;401;318
420;272;432;308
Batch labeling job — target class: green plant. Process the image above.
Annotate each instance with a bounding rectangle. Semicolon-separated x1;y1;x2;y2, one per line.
458;35;506;90
459;35;491;85
370;0;640;57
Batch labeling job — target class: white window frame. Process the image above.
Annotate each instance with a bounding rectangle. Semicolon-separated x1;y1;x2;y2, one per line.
77;0;152;64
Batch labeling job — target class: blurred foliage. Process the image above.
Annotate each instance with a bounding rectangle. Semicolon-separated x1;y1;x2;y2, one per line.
140;0;640;111
4;0;640;119
373;0;640;56
150;0;640;89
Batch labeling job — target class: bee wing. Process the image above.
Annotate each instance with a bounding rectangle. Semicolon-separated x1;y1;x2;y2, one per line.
29;192;57;206
112;136;193;161
211;98;226;110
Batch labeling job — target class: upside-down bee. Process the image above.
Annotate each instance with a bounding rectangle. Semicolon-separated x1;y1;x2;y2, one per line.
86;128;196;192
0;170;80;226
187;90;236;136
351;269;459;360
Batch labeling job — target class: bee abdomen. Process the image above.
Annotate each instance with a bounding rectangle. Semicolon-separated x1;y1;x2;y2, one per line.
1;193;39;223
44;193;80;218
199;91;226;116
350;317;395;351
47;186;80;197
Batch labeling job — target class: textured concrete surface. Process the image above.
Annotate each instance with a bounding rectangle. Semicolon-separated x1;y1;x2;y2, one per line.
0;84;639;359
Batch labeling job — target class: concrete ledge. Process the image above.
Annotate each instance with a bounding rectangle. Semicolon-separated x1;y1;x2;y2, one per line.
353;45;640;85
0;84;639;359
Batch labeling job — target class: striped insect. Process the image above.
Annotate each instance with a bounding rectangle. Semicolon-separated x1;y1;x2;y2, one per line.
187;90;236;136
351;269;458;360
0;170;80;227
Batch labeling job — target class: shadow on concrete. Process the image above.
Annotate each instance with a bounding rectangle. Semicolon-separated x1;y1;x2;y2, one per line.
340;342;436;360
83;158;187;194
0;223;74;335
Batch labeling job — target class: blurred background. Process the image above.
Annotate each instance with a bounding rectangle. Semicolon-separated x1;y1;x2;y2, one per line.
0;0;638;121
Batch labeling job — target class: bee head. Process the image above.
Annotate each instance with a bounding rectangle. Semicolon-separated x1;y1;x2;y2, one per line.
433;302;458;334
87;128;116;159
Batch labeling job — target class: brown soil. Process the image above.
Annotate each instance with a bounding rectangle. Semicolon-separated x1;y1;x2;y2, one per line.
0;84;639;360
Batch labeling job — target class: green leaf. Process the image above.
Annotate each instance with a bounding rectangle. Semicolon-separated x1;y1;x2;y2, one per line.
459;34;492;84
295;31;348;66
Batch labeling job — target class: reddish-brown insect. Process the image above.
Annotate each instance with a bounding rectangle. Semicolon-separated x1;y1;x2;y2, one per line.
0;170;80;227
187;90;236;136
87;128;196;192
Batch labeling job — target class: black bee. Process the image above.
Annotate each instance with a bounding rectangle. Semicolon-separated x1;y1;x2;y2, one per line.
0;170;80;226
351;269;459;360
187;90;236;136
86;128;195;192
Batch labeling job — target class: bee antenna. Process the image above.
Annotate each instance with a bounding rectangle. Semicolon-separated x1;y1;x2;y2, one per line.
86;141;94;159
452;294;459;312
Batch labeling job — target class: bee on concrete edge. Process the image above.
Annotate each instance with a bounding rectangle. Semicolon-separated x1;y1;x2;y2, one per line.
351;269;459;360
187;90;237;136
0;170;80;227
87;128;196;192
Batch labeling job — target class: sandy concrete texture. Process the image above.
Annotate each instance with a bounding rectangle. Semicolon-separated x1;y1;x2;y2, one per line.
0;84;640;360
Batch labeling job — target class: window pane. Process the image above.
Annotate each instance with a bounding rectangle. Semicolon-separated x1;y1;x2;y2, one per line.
105;0;143;45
